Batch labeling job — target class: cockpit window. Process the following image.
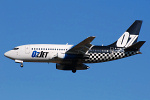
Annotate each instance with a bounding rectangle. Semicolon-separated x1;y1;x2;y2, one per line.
13;48;19;50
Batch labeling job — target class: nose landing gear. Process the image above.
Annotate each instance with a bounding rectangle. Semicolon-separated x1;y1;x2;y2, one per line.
20;63;23;67
15;60;23;68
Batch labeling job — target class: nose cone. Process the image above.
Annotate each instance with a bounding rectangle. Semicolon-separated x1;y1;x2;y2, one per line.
4;51;15;59
4;51;9;57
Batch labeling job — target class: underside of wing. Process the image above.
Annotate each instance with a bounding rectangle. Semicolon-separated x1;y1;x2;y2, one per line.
66;36;95;54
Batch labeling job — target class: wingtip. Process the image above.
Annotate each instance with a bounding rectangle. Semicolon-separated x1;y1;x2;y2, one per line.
135;20;143;23
89;36;96;38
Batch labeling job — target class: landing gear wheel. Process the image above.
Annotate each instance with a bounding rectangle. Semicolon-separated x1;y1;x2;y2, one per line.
72;69;76;73
20;64;23;67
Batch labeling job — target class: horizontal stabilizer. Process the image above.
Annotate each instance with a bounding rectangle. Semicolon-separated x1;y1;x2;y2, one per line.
124;41;146;51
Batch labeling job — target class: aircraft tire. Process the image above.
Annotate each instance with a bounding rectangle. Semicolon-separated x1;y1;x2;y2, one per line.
72;69;76;73
20;64;23;67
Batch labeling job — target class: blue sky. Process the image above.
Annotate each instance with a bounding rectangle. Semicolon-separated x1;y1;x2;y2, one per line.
0;0;150;100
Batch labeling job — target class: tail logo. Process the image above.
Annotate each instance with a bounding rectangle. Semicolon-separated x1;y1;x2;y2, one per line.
116;32;138;47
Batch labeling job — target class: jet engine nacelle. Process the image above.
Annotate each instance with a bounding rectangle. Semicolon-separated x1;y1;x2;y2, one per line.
56;64;90;70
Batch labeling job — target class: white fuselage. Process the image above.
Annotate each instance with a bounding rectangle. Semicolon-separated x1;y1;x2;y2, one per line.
4;44;73;63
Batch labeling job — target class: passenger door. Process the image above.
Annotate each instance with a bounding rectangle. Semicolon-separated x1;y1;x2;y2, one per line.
25;45;30;54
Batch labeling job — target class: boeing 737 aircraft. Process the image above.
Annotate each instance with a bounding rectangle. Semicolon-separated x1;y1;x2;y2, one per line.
4;20;145;73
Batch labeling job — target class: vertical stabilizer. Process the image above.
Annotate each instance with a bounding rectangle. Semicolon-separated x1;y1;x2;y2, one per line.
109;20;143;48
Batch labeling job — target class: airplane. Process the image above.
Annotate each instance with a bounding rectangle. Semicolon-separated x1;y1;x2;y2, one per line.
4;20;145;73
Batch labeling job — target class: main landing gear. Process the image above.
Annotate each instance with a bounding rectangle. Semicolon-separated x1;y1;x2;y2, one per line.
72;69;76;73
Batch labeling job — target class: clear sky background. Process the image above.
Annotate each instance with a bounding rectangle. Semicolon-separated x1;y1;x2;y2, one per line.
0;0;150;100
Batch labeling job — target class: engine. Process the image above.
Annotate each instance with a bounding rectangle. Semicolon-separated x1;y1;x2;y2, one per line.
56;63;90;70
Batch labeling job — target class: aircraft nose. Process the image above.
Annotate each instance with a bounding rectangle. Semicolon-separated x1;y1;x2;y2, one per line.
4;51;10;58
4;51;13;59
4;50;17;60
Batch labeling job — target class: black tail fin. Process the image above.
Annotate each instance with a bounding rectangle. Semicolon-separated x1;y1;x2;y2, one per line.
109;20;143;48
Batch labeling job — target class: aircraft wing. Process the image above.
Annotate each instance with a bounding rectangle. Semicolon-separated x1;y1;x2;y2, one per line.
66;36;95;54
